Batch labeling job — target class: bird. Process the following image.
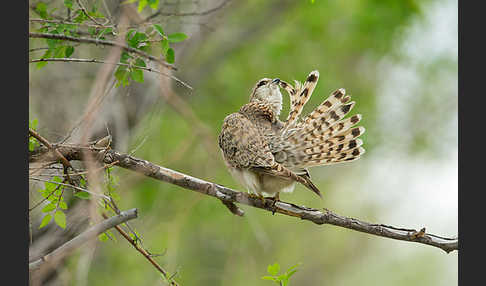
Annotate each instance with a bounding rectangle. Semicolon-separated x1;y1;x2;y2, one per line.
218;70;365;201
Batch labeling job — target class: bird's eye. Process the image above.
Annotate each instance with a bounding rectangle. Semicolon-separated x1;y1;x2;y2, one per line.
256;80;268;88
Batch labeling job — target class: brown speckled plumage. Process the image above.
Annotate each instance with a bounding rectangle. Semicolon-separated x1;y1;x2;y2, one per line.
218;71;365;199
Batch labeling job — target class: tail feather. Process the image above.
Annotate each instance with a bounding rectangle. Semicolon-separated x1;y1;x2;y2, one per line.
298;88;350;127
297;146;366;168
284;70;320;129
251;163;322;198
289;101;357;142
294;119;364;151
272;71;365;179
291;126;366;158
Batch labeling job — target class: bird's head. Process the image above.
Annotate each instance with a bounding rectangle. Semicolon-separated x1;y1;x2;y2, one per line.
249;78;283;116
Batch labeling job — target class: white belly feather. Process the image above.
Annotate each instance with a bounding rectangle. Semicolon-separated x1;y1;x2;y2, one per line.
228;167;295;197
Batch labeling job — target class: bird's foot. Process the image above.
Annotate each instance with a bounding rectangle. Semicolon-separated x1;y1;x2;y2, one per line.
264;193;280;215
248;193;266;204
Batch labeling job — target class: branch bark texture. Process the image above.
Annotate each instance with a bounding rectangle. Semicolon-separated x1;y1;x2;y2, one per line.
29;208;138;271
30;145;458;253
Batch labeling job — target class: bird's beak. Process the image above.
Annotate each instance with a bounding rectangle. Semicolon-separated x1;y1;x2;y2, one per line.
271;78;281;84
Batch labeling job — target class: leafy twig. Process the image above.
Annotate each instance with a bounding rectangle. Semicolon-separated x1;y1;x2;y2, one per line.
29;32;176;70
101;213;180;286
29;57;192;90
144;0;232;22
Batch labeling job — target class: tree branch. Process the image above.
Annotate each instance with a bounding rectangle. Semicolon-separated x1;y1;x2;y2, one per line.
29;208;138;271
29;57;192;90
29;128;73;170
29;32;176;70
29;143;458;253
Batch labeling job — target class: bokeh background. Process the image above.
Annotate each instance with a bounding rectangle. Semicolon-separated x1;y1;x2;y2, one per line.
29;0;458;285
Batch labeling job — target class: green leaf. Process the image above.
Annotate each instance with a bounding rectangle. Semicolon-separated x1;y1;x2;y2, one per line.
261;276;278;282
53;46;66;58
114;66;130;87
29;138;37;151
98;232;109;242
135;58;146;68
286;262;302;274
64;0;73;8
29;136;40;151
42;203;56;213
36;2;48;19
130;68;144;83
120;52;132;64
138;0;148;12
131;58;146;83
74;191;91;199
167;33;188;43
65;46;74;57
166;48;175;64
54;210;66;229
153;24;164;37
148;0;159;9
277;274;288;281
127;31;148;49
88;27;97;36
59;201;68;210
38;188;50;198
267;263;280;276
73;10;88;23
37;50;51;69
44;181;57;192
161;38;169;55
286;269;298;279
39;214;52;229
29;119;38;130
97;27;113;39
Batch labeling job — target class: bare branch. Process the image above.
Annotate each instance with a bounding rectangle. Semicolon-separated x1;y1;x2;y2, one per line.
144;0;232;22
30;144;459;253
29;57;192;90
29;208;138;271
29;32;176;70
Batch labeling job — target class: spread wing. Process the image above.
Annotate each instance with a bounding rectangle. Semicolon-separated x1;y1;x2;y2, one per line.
218;112;275;169
218;112;322;197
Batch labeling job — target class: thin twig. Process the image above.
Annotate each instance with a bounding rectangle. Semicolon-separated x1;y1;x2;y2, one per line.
29;32;176;70
29;177;111;200
29;18;113;28
144;0;231;22
29;57;192;90
29;184;62;212
102;213;180;286
29;208;138;271
76;0;104;25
